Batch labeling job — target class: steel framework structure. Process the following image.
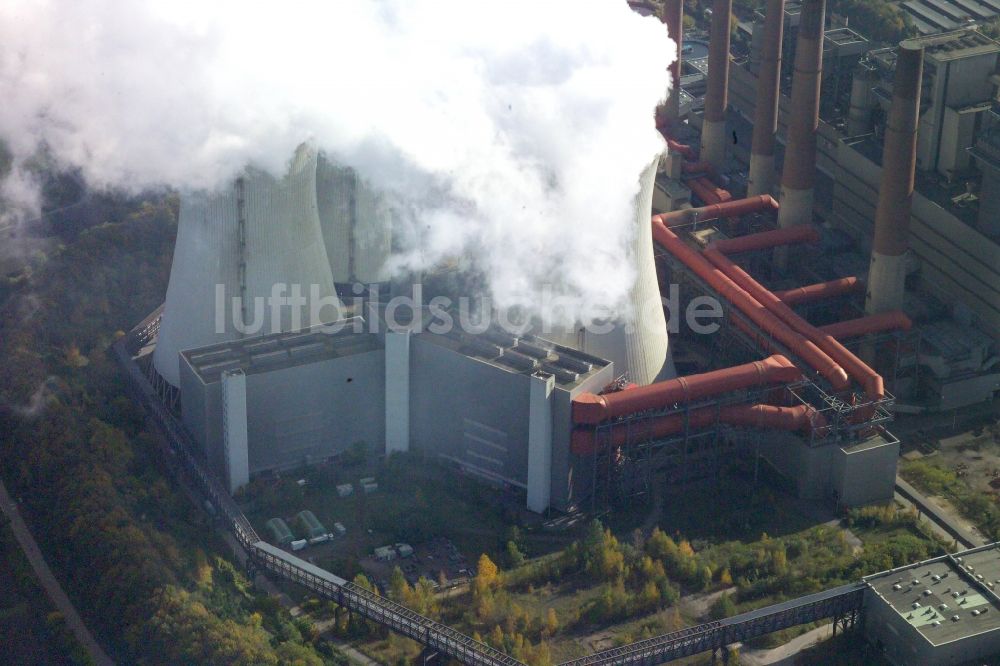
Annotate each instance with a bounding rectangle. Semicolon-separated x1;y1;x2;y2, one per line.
561;583;865;666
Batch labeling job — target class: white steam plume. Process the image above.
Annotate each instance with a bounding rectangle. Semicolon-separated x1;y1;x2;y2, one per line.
0;0;674;324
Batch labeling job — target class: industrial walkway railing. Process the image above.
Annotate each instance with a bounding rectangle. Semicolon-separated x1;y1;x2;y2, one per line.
113;319;866;665
560;583;865;665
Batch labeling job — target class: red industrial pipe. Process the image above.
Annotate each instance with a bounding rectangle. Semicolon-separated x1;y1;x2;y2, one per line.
571;403;826;455
688;176;732;205
652;219;850;389
667;139;695;160
774;277;863;306
655;195;778;227
573;354;801;425
681;160;716;175
703;249;884;400
707;225;820;255
819;311;912;339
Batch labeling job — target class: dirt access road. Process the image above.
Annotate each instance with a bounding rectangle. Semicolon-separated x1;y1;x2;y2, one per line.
0;479;115;666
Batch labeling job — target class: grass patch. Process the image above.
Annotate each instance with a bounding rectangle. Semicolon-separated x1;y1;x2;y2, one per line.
901;457;1000;540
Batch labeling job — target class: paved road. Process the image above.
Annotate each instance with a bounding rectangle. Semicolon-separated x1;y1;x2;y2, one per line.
0;480;115;666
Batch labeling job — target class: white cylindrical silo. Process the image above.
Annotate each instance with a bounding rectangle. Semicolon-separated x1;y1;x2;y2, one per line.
549;160;673;385
153;144;342;387
315;154;392;285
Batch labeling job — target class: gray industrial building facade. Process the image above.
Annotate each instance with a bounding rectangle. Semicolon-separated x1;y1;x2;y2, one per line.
178;315;614;513
179;323;386;485
756;430;899;508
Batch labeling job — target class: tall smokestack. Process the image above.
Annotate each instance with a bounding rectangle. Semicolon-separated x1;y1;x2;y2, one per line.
866;42;923;315
775;0;825;269
659;0;684;125
747;0;785;197
701;0;733;171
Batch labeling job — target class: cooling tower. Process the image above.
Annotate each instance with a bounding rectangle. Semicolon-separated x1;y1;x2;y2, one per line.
315;154;392;285
153;145;342;387
552;160;673;385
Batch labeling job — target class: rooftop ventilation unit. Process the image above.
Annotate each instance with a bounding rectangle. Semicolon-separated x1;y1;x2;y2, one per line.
501;350;539;372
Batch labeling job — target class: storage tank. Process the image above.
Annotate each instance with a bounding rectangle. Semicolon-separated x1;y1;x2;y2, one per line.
153;144;342;387
315;154;392;286
552;159;673;385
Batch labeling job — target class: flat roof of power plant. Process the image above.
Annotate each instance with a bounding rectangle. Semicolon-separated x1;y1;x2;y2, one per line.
901;28;1000;61
181;318;381;384
416;326;610;389
865;544;1000;646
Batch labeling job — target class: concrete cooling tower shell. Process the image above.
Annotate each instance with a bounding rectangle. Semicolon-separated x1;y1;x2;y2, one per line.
550;160;673;385
316;155;392;285
153;145;342;387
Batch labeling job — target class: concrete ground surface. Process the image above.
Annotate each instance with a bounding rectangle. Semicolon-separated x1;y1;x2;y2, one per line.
739;623;833;665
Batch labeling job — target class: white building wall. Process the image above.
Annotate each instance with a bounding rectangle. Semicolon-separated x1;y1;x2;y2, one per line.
526;372;554;513
385;329;410;455
222;369;250;493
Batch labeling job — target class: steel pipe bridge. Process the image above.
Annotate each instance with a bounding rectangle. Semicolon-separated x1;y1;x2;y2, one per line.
113;316;866;665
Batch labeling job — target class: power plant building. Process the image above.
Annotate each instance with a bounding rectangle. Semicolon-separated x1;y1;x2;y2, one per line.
863;544;1000;665
725;27;1000;412
178;316;613;511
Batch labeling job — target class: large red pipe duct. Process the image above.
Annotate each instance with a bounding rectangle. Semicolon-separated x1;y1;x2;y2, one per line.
703;249;884;400
866;42;924;316
688;177;732;205
666;139;695;160
747;0;785;197
707;225;819;254
702;0;734;171
652;219;850;389
774;277;864;306
573;354;801;425
819;311;912;339
656;195;778;227
571;403;825;455
681;160;716;175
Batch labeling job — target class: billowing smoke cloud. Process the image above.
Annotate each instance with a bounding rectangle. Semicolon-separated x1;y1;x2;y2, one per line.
0;0;674;323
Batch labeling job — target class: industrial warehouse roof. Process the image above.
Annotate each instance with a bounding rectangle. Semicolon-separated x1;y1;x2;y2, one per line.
864;544;1000;646
416;325;610;389
901;29;1000;61
181;317;381;384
